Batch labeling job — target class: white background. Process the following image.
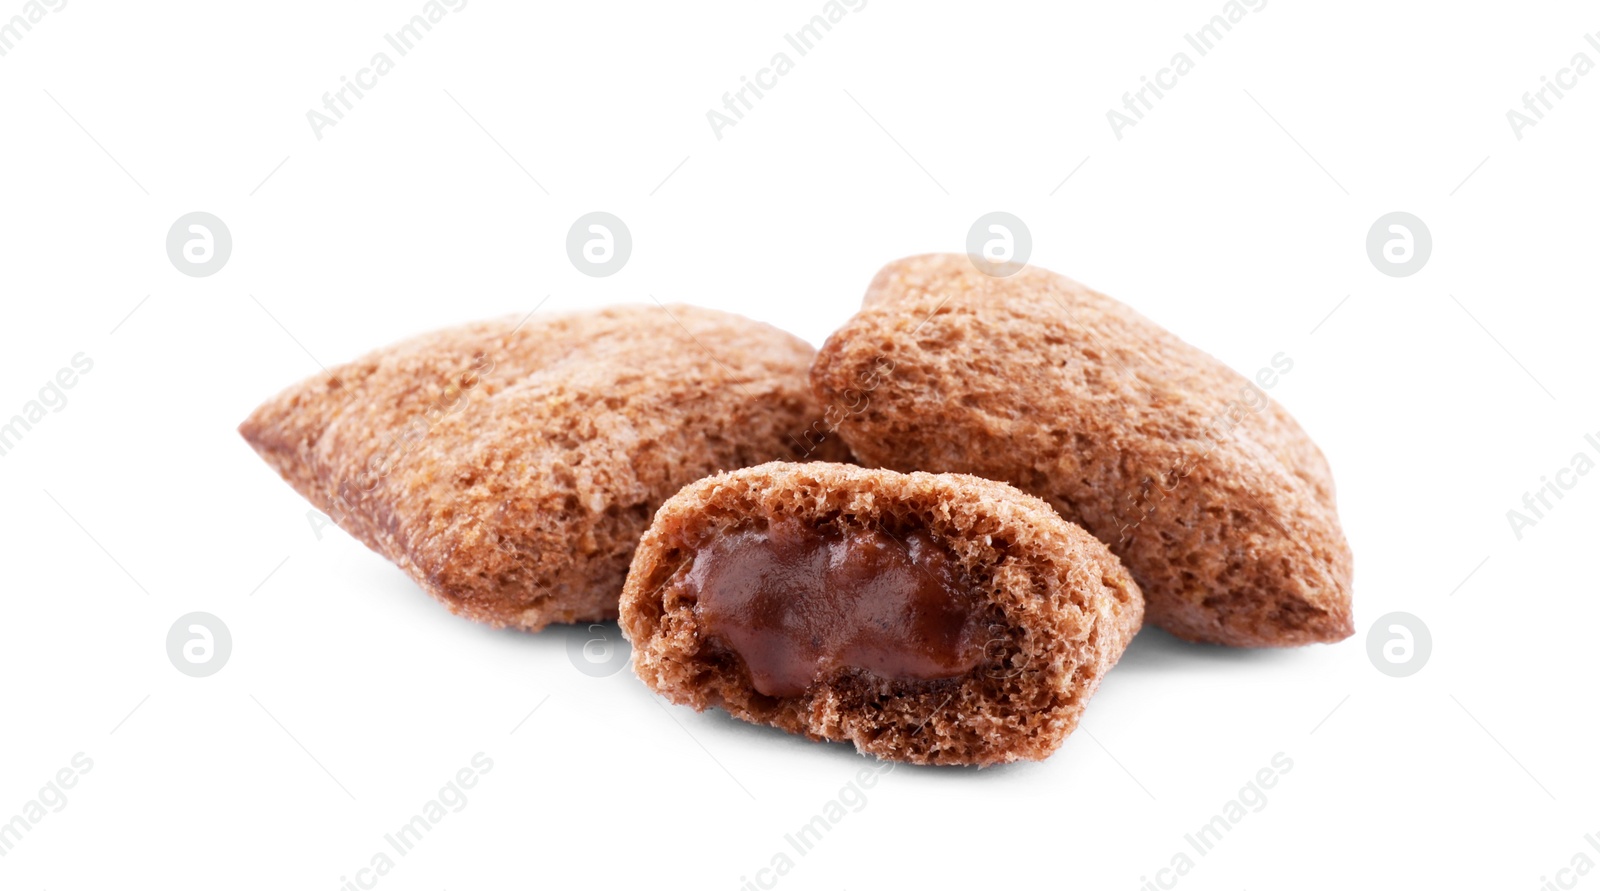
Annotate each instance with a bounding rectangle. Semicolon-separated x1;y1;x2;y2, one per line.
2;1;1597;888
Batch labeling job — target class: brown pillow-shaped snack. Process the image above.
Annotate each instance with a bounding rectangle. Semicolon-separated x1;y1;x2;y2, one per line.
809;254;1353;647
620;462;1143;766
240;305;844;630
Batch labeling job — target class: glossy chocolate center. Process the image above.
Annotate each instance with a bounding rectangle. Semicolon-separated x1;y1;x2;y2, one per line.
688;516;982;697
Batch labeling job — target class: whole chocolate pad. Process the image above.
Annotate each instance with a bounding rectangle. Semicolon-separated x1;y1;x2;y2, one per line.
240;305;843;630
620;462;1144;766
810;254;1354;647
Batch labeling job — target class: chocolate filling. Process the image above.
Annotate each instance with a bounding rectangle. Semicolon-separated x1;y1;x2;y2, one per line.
687;516;982;697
